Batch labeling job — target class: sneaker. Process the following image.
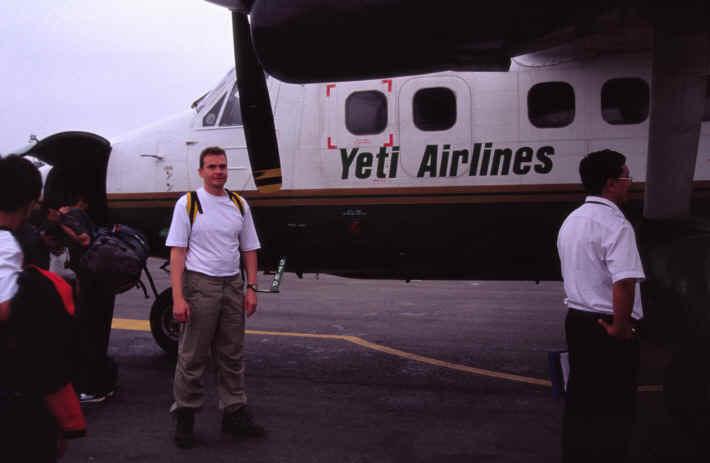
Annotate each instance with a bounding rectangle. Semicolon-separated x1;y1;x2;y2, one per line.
175;408;195;449
79;392;107;405
221;406;266;439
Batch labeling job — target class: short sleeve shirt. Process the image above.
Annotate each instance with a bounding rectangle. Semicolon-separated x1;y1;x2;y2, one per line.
165;188;261;277
0;230;23;304
557;196;645;320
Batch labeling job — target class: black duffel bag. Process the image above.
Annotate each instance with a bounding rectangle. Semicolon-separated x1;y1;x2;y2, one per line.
79;224;150;294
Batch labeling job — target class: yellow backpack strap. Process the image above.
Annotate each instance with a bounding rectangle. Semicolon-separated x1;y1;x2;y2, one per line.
224;189;244;216
186;191;203;226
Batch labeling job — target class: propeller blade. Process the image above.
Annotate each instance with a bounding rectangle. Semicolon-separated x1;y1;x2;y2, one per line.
231;10;282;193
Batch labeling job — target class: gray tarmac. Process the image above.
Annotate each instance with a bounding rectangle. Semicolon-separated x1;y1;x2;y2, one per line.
63;259;698;462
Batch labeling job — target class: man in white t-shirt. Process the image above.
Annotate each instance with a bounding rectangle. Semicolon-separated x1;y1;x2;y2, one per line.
557;149;645;463
165;146;263;448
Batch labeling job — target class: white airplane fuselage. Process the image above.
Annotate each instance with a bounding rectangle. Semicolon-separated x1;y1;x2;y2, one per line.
84;51;710;279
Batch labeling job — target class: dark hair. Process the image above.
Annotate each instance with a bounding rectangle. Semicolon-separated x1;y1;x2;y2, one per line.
0;155;42;212
579;149;626;196
199;146;227;168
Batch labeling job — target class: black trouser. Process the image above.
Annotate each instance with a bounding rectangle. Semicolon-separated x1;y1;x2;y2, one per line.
562;309;640;463
0;394;58;462
75;274;117;394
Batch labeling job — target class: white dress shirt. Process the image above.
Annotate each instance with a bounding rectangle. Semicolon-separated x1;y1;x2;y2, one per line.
557;196;645;320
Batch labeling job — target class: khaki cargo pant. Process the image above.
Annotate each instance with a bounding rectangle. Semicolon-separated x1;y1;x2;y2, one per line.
172;270;246;413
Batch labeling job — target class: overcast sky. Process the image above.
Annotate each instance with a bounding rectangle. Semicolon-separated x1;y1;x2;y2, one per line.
0;0;234;154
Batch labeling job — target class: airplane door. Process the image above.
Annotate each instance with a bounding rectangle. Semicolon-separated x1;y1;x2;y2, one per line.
398;76;471;182
328;79;396;148
186;82;256;192
186;133;254;192
322;79;396;184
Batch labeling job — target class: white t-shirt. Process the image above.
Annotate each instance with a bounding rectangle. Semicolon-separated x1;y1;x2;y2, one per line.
0;230;23;304
165;188;261;277
557;196;645;320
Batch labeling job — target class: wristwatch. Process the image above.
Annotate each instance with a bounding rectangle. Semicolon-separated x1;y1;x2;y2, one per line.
246;284;258;292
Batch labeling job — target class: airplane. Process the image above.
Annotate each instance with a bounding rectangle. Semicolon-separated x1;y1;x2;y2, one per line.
205;2;710;437
13;45;710;348
9;1;710;427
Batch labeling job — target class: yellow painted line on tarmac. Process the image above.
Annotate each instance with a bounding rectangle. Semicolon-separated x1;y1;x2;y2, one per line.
343;335;552;387
112;318;662;391
247;329;351;341
249;330;552;386
113;318;150;332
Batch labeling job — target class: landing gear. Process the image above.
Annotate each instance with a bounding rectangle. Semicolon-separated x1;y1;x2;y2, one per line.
149;288;178;356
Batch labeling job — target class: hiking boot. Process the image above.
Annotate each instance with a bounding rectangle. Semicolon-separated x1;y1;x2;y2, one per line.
221;407;266;439
175;408;195;449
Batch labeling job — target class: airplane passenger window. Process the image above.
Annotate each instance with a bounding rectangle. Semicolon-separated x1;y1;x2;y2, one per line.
220;83;243;126
413;87;456;131
346;90;387;135
203;94;226;127
528;82;575;128
602;78;649;125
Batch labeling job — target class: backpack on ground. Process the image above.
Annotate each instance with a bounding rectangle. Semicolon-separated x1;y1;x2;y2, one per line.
79;224;150;294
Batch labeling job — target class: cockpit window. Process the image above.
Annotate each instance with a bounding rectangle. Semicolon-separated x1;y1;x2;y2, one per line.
220;83;243;126
203;94;226;127
195;68;235;114
346;90;387;135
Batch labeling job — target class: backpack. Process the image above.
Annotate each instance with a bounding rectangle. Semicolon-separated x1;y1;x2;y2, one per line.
78;224;150;294
186;188;244;227
7;265;78;395
6;265;87;437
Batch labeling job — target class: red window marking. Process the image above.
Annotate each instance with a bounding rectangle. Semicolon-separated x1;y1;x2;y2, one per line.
384;133;394;147
326;84;336;97
327;136;337;149
382;79;392;92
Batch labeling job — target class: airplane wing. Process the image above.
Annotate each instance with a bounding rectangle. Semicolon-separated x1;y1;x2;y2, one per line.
209;2;704;84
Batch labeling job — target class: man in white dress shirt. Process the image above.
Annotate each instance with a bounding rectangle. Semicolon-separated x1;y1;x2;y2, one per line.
557;149;645;463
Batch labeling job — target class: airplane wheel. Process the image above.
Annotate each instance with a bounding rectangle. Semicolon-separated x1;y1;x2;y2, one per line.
150;288;179;356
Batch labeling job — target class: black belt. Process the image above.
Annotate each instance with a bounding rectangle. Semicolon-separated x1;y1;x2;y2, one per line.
568;308;642;336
